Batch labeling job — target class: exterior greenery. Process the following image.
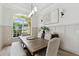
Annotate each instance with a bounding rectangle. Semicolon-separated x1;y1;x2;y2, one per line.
13;22;22;37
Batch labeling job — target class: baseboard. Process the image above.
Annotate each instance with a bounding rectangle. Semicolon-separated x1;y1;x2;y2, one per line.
60;47;79;56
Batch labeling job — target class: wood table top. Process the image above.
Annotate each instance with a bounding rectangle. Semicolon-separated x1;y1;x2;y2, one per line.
19;36;48;55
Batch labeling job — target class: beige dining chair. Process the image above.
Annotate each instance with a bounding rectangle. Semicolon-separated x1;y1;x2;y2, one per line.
46;38;60;56
35;38;60;56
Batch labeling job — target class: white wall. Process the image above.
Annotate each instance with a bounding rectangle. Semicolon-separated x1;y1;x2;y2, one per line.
0;4;2;50
38;3;79;55
2;5;28;26
0;4;28;46
0;4;2;25
1;4;38;27
48;24;79;55
38;3;79;27
57;3;79;25
31;13;38;37
0;4;38;46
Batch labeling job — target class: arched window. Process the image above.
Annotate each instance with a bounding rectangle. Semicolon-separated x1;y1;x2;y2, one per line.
13;14;32;37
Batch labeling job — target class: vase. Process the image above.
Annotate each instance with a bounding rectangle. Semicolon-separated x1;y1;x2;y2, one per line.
41;30;45;39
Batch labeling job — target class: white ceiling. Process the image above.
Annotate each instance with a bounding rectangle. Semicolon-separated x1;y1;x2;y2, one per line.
2;3;55;12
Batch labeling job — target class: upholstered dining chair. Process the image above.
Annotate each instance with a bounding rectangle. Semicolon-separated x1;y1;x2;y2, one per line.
46;38;60;56
35;38;60;56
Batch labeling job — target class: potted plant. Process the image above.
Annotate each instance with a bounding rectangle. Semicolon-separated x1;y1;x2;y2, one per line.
41;26;50;39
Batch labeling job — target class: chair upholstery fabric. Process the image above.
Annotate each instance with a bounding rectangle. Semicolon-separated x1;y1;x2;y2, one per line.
46;38;60;56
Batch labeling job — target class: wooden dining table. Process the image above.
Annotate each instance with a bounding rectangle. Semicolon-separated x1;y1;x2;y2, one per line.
19;36;48;55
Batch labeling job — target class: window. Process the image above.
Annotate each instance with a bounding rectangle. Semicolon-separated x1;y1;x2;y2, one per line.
13;15;32;37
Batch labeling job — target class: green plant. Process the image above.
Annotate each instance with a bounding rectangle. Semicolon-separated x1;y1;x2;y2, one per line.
41;26;50;32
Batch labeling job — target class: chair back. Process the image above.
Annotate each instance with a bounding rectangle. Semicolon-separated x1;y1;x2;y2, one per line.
46;38;60;56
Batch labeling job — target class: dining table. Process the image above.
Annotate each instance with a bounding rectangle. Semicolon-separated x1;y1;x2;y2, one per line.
19;36;48;55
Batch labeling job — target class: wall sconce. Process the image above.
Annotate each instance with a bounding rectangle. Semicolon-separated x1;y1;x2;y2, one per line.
61;11;64;17
41;19;43;22
60;9;64;18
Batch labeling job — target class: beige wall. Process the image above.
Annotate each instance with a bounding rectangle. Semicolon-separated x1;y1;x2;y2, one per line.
0;26;38;47
1;26;12;47
0;27;2;50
